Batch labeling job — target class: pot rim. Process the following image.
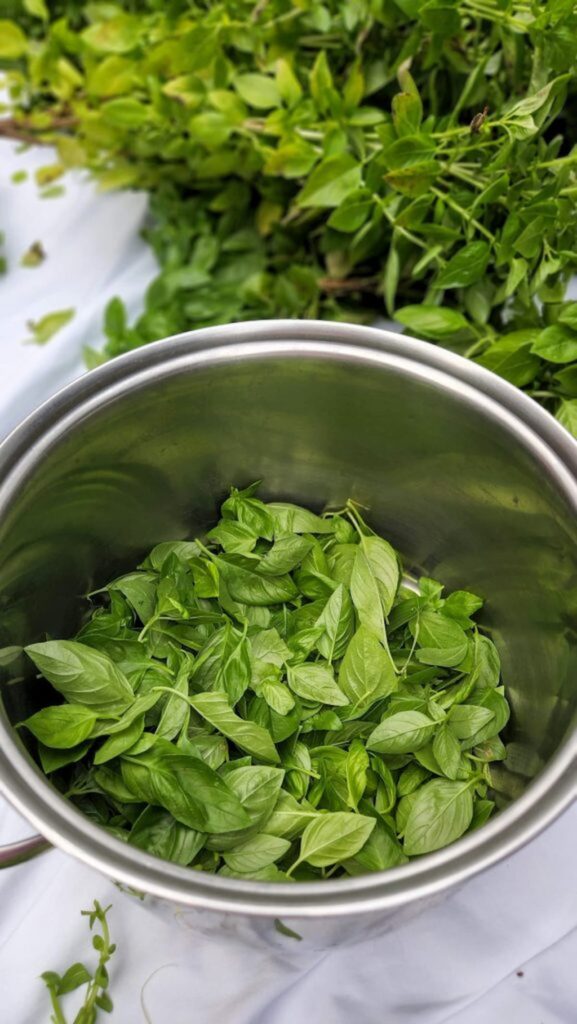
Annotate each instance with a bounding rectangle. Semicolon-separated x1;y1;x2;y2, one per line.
0;318;576;917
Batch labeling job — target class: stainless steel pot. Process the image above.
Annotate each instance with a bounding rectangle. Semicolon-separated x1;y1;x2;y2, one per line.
1;320;576;950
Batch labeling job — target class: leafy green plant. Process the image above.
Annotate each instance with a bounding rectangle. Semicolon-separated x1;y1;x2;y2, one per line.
1;1;577;430
42;901;116;1024
1;2;577;431
18;487;510;879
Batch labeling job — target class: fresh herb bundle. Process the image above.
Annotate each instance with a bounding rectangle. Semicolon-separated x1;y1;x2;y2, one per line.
20;488;509;881
1;2;577;431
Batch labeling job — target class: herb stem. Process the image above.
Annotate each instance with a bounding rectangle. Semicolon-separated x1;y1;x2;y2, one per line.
373;195;435;256
431;186;496;244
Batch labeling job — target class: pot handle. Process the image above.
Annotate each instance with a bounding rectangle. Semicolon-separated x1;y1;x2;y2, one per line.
0;833;51;868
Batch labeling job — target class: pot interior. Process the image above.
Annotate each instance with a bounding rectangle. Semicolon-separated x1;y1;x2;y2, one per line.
1;340;577;818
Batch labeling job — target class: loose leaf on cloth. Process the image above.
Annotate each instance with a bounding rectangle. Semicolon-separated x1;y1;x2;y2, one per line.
19;486;509;881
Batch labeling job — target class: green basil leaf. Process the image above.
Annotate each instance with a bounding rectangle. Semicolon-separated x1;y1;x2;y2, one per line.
448;703;495;739
343;820;407;874
432;723;462;780
287;662;348;706
121;748;251;833
156;663;190;739
294;811;375;868
216;559;298;606
367;711;436;754
206;520;258;555
223;833;291;872
403;779;474;855
314;583;355;661
268;503;335;536
338;625;397;709
345;738;369;811
265;791;319;839
350;547;386;644
128;806;205;865
20;704;97;749
94;715;145;765
188;692;280;762
26;640;134;714
360;535;400;616
416;643;468;667
259;536;313;575
108;571;157;623
249;628;291;667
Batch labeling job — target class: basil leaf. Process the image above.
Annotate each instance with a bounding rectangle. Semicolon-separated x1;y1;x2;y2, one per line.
360;535;400;616
345;739;369;811
259;536;313;575
206;520;258;555
293;811;375;869
350;547;386;644
223;834;291;873
215;629;251;706
257;679;295;716
265;791;319;839
403;779;474;855
216;559;298;606
143;541;200;572
222;487;275;539
416;643;468;668
129;807;205;865
249;628;291;667
108;572;157;624
287;662;348;706
20;704;97;749
38;740;92;773
189;692;280;763
314;583;355;661
94;715;145;765
448;703;495;739
267;503;335;535
367;711;436;754
206;764;286;851
413;609;468;649
343;820;407;875
432;723;462;780
121;749;251;833
326;543;357;586
338;625;397;709
26;640;134;714
156;663;190;739
180;732;228;769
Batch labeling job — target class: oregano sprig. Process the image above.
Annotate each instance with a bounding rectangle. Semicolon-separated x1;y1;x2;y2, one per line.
41;901;116;1024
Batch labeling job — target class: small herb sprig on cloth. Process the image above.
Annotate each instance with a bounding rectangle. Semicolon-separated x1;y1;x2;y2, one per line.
42;901;115;1024
20;488;509;879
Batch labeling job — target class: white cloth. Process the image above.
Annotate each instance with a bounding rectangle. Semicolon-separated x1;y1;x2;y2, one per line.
1;140;576;1024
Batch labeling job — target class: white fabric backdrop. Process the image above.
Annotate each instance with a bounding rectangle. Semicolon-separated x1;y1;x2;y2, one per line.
1;140;576;1024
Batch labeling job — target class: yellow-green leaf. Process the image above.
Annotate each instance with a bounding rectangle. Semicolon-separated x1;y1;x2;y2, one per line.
297;154;362;209
0;21;27;57
234;73;281;110
23;309;75;346
82;15;142;54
